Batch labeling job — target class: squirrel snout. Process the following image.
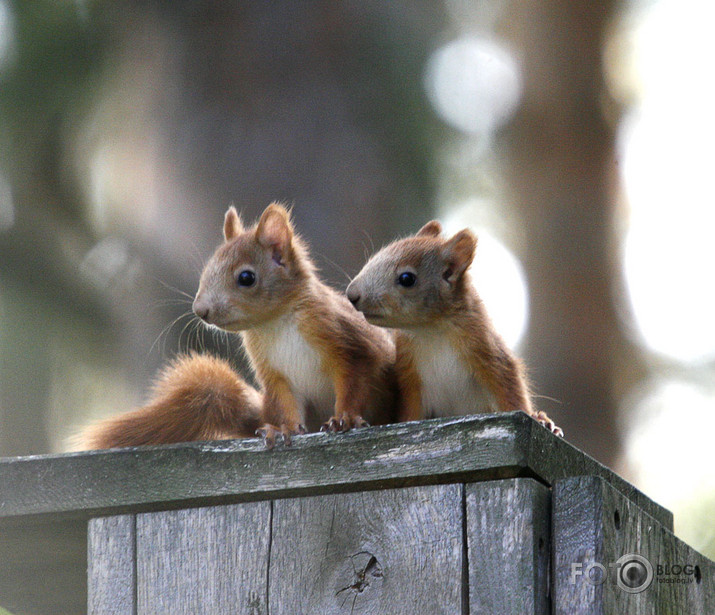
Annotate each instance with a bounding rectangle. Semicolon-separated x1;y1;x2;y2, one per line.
346;285;361;308
192;298;211;322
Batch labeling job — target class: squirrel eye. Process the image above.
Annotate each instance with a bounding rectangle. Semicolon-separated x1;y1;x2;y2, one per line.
236;270;256;287
397;271;417;288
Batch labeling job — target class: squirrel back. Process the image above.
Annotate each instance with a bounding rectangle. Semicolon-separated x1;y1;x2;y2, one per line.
71;353;261;450
347;220;562;435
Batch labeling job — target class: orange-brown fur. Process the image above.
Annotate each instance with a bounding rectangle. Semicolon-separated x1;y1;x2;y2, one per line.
72;353;262;450
193;203;398;446
347;220;563;436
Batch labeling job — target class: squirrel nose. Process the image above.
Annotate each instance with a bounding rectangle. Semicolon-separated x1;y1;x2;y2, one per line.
346;286;361;308
192;298;210;321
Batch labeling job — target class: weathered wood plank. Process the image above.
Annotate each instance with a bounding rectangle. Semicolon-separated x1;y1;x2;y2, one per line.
526;422;673;530
466;478;550;615
87;515;135;615
0;414;684;615
0;413;671;529
269;485;464;614
0;414;523;520
135;502;270;615
552;475;714;615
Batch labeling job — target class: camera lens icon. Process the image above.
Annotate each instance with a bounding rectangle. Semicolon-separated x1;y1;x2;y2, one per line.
615;554;654;593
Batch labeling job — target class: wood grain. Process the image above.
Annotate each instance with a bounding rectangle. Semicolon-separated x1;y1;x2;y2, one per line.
0;413;671;528
88;515;136;615
269;484;464;614
526;419;672;530
552;475;714;615
0;414;695;614
466;478;551;615
135;502;270;615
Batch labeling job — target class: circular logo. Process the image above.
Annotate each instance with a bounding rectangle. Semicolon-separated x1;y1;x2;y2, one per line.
615;554;654;593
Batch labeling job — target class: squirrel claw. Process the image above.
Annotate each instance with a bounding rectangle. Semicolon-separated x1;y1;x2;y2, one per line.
320;415;370;433
255;425;278;449
319;419;340;433
256;423;306;448
534;411;564;437
280;423;305;446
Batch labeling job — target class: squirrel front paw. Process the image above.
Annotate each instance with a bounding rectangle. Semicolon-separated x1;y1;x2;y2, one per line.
320;414;370;433
534;411;564;437
255;423;306;449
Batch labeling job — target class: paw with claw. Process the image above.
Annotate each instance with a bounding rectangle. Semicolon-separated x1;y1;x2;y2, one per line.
320;414;370;433
534;411;564;437
255;423;306;449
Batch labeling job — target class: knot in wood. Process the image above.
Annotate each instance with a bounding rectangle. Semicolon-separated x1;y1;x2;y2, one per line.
336;551;384;609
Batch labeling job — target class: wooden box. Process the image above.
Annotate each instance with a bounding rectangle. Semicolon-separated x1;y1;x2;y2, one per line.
0;412;711;614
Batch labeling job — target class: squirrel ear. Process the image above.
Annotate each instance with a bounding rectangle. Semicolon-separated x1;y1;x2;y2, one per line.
417;220;442;237
442;229;477;283
256;202;294;265
223;206;244;241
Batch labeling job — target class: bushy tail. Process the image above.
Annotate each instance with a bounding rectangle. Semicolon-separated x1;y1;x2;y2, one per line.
70;353;262;450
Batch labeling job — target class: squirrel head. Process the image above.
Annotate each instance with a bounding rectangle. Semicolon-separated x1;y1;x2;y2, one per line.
193;203;313;331
346;220;478;328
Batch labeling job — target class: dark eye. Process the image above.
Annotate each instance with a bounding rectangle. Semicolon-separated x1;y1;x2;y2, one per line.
397;271;417;288
236;270;256;287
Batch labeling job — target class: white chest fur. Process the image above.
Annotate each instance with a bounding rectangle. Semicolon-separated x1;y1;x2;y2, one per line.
253;315;335;424
409;331;496;417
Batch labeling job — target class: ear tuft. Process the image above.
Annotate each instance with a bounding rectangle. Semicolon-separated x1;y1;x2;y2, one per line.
256;202;294;265
417;220;442;237
442;229;477;282
223;206;244;241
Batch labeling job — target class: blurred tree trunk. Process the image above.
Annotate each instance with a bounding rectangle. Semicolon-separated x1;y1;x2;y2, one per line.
162;1;442;288
504;0;623;467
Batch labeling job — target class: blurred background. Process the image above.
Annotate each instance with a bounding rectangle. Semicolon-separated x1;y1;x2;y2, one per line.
0;0;712;557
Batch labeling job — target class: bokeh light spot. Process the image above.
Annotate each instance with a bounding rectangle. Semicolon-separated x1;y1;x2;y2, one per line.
424;37;522;136
621;378;715;546
617;0;715;364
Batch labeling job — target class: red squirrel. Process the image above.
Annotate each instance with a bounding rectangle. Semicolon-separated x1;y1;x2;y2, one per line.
74;203;397;450
73;352;261;450
346;220;563;436
192;202;398;446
